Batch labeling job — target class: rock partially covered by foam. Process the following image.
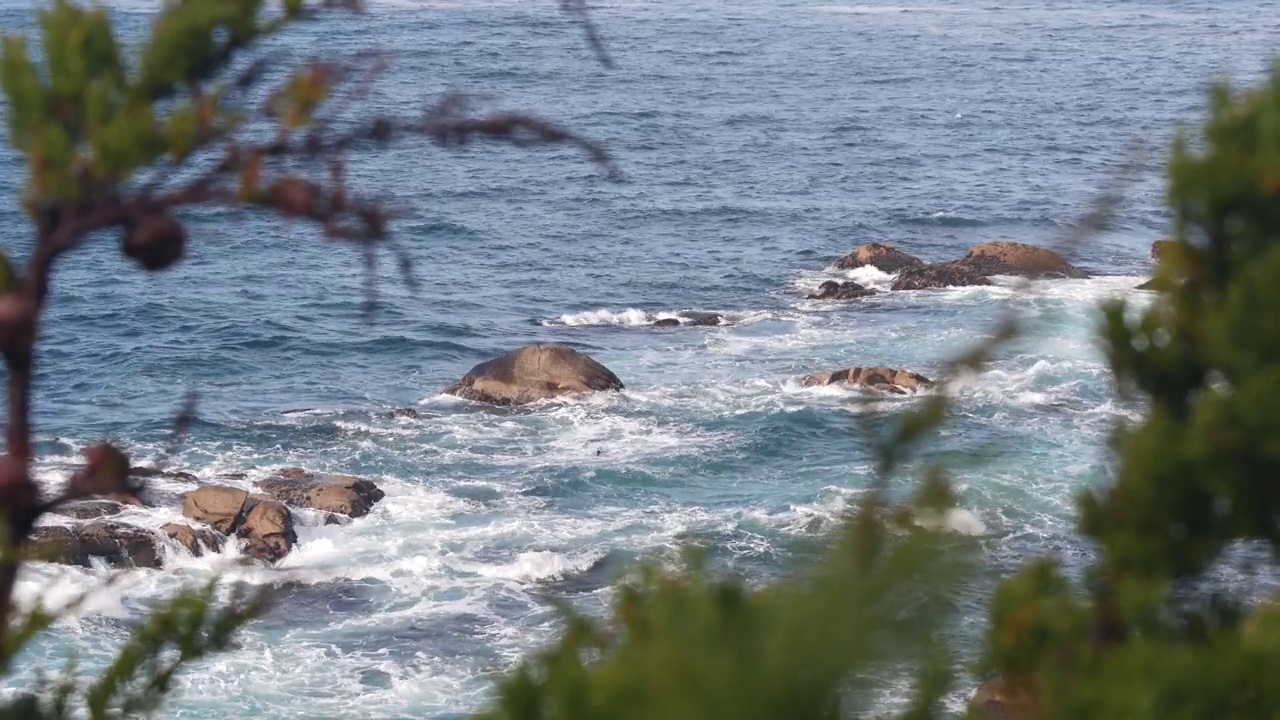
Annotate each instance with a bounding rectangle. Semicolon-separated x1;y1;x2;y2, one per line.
182;486;296;563
163;523;224;557
29;522;163;568
257;468;385;518
807;280;876;300
652;311;724;327
801;366;933;394
891;262;993;291
833;242;924;273
889;242;1087;290
445;344;624;406
960;241;1088;279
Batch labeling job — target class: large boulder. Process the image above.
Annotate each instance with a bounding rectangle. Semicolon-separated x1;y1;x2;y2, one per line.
182;486;297;563
959;241;1088;279
444;344;624;406
801;366;933;394
29;522;162;569
971;676;1033;720
1151;239;1176;263
162;523;225;557
891;262;993;291
808;280;876;301
833;243;924;273
256;468;385;518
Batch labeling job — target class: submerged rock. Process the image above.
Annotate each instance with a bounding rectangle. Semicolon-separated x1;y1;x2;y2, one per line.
29;522;162;569
833;242;924;273
652;312;723;328
891;262;993;291
444;344;624;406
960;241;1088;279
801;366;933;394
807;280;876;300
390;408;420;419
162;523;225;557
182;486;297;563
257;468;385;518
130;466;199;484
683;311;725;326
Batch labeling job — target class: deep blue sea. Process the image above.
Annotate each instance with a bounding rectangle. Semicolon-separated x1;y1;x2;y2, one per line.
2;0;1279;717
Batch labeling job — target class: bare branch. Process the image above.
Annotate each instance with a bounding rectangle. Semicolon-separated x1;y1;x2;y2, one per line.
560;0;614;68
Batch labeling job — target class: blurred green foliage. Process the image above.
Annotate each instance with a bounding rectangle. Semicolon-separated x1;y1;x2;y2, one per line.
0;0;318;208
969;62;1280;720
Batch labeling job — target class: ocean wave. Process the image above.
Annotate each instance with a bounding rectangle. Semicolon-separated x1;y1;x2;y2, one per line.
541;308;761;328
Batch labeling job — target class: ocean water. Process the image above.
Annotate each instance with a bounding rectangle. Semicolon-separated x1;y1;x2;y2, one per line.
2;0;1279;717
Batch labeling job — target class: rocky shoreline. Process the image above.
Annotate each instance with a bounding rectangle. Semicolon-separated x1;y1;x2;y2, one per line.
32;468;387;569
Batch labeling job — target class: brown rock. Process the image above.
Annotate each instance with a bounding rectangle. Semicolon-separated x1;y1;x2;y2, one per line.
1135;278;1159;291
959;241;1088;279
971;676;1033;720
238;499;296;563
444;344;624;406
801;366;934;394
29;522;161;569
257;469;385;518
833;242;924;273
183;486;251;534
891;262;994;290
181;485;296;563
1151;239;1176;263
652;317;681;327
807;280;876;300
162;523;225;557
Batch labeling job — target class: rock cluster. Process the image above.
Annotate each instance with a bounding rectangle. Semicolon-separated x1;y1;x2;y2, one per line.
31;467;385;569
801;366;934;394
813;241;1089;297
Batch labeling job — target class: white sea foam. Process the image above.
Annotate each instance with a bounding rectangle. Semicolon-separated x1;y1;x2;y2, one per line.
542;308;765;327
913;507;989;536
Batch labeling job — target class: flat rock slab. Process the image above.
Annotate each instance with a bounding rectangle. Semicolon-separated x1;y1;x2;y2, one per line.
49;500;126;520
256;468;385;518
29;522;162;569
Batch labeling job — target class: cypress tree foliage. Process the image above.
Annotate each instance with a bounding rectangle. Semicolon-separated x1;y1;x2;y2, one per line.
972;63;1280;720
0;1;609;716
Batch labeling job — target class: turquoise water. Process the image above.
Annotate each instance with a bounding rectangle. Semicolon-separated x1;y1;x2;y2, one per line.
3;0;1279;717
